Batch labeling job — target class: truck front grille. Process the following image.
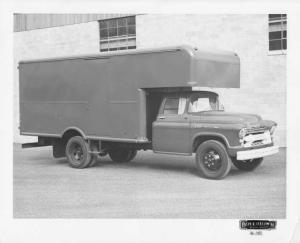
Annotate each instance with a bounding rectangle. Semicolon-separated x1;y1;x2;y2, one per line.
243;130;272;148
246;127;268;135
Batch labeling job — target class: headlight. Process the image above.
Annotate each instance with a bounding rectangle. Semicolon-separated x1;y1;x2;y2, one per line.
270;125;276;135
239;128;247;139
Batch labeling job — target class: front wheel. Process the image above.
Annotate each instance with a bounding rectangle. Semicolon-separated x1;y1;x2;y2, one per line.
232;157;263;171
195;140;231;179
109;149;137;163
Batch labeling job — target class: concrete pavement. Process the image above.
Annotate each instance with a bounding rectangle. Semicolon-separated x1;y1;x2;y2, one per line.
13;144;286;218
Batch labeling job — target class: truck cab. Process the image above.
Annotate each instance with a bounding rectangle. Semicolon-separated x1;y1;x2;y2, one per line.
152;89;278;179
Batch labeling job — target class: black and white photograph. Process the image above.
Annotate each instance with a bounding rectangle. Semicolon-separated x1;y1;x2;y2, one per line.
1;1;300;242
13;13;286;219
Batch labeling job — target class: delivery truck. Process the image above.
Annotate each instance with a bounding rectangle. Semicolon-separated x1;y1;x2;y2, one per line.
19;45;279;179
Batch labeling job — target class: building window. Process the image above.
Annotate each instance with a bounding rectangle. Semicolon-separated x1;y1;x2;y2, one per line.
99;16;136;52
268;14;287;52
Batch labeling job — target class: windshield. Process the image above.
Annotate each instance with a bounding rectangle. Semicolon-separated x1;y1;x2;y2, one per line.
188;92;219;113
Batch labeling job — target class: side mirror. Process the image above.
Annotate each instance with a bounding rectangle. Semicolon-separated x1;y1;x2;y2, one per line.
220;104;225;111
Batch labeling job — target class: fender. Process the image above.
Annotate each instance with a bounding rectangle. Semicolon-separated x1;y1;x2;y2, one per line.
191;132;232;152
61;126;87;139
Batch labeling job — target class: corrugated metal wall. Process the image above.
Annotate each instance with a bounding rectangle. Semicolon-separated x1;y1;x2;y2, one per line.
14;14;135;32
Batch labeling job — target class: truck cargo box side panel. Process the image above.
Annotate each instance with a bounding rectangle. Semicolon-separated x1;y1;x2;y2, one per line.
107;55;145;140
193;59;240;88
19;58;110;137
132;50;192;89
80;58;110;137
20;102;89;136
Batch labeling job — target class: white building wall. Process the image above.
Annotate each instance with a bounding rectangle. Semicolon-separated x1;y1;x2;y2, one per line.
136;14;286;146
14;14;286;146
14;21;100;143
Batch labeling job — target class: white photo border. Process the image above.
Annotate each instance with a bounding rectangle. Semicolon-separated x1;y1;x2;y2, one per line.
1;1;300;242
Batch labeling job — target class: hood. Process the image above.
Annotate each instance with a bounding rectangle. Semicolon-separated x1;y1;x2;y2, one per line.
191;111;275;128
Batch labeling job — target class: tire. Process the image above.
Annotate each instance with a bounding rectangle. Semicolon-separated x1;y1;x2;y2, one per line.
87;144;99;167
109;149;137;163
232;157;263;171
128;150;137;161
65;136;96;168
195;140;231;179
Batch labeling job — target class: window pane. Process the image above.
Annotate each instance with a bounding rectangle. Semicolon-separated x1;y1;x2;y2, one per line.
128;25;136;35
164;110;177;115
127;16;135;25
108;19;117;28
108;39;129;49
269;14;282;20
282;21;287;29
283;39;287;50
99;21;107;29
119;38;127;46
164;98;179;114
118;26;127;36
269;31;281;40
127;37;136;46
108;40;119;48
269;40;282;51
119;47;127;50
283;30;287;38
100;48;108;52
164;98;179;110
117;18;126;27
100;29;108;39
128;46;136;50
269;22;283;32
108;28;117;37
109;47;118;51
100;41;109;49
282;30;286;38
178;98;186;115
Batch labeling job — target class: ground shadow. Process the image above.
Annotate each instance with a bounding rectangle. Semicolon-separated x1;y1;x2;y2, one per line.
53;155;253;178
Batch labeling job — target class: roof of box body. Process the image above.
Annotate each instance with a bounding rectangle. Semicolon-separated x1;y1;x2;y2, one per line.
19;45;239;64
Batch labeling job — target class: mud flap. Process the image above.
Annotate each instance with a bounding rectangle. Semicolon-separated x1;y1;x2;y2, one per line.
53;139;66;158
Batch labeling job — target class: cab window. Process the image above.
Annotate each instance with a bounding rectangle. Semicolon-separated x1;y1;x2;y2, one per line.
188;93;218;113
163;97;187;115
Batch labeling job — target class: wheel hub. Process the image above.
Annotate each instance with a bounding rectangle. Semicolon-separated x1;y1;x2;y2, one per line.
71;144;83;161
203;150;221;171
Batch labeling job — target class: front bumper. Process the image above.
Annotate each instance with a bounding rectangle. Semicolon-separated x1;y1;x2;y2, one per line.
236;145;279;160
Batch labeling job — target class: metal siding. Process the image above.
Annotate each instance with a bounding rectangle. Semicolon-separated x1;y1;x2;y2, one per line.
14;14;135;32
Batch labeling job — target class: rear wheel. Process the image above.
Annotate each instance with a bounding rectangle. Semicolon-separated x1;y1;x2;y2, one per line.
109;149;137;163
232;157;263;171
65;136;96;168
195;140;231;179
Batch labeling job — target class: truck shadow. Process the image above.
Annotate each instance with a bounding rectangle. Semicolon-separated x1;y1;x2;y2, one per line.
92;157;246;177
55;156;248;178
95;158;195;175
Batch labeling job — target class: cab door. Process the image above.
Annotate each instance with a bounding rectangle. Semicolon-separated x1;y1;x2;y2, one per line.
152;96;191;154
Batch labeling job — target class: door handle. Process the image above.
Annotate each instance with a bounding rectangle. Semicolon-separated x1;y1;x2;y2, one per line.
158;116;166;120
